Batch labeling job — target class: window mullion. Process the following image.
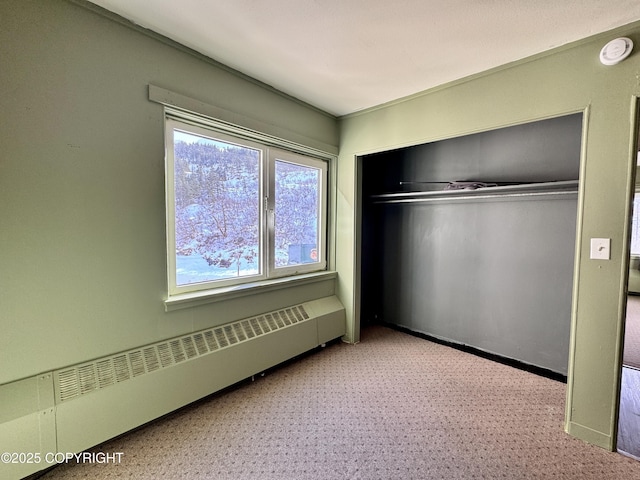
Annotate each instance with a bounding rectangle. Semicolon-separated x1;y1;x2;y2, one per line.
264;149;276;278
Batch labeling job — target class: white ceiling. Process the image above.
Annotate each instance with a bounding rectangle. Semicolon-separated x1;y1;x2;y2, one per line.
88;0;640;116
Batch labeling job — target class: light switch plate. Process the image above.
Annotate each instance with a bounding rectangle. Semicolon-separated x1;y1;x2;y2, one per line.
590;238;611;260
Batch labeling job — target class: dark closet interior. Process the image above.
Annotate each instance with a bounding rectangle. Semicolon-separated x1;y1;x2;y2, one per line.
360;113;583;376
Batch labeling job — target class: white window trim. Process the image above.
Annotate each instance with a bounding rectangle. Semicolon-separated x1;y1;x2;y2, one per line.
164;270;338;312
163;107;336;309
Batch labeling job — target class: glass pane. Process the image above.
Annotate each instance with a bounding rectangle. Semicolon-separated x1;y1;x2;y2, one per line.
274;160;320;267
632;195;640;256
173;129;261;285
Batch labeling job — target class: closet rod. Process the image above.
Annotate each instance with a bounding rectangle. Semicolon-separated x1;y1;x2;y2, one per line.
372;189;578;204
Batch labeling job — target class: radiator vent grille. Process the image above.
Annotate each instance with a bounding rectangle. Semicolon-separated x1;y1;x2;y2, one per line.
54;304;309;403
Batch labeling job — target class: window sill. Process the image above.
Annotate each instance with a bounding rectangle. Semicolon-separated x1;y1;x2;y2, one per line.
164;271;337;312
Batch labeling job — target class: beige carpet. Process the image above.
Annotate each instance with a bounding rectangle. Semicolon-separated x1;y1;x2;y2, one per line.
37;325;640;480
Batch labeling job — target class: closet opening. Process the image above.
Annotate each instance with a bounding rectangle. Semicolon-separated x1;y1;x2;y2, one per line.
359;112;582;378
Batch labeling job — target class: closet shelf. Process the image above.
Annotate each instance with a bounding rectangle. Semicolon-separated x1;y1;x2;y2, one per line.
370;180;579;204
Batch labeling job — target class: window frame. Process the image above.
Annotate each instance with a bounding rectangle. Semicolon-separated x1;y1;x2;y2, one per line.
267;147;328;279
165;111;329;298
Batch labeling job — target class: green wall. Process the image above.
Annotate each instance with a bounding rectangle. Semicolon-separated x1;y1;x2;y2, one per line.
0;0;338;385
337;22;640;449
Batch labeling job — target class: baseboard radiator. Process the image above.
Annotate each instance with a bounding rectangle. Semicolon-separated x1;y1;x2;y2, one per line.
0;296;345;479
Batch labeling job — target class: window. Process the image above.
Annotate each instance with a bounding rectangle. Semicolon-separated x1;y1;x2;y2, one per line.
165;117;328;296
632;194;640;257
632;152;640;257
